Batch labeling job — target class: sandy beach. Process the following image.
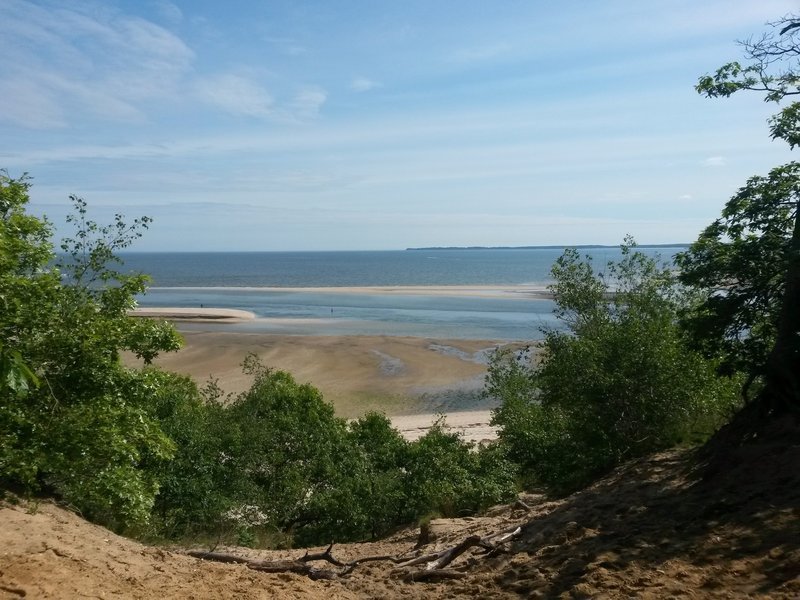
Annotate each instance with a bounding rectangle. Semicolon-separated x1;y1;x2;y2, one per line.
131;325;520;441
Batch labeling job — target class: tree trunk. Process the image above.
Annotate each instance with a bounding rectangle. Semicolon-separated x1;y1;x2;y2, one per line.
762;202;800;412
702;204;800;469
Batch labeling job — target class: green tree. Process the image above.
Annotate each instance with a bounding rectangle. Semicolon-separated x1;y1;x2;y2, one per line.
347;412;413;538
0;172;182;528
141;371;230;540
0;172;52;399
689;15;800;418
404;418;516;518
677;163;800;383
214;357;356;545
489;242;739;492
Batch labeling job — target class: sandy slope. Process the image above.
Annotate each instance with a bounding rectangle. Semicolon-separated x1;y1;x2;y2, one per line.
0;501;356;600
0;438;800;600
3;427;798;599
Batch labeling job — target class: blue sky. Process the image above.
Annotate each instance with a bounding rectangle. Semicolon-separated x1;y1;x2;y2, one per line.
1;0;796;251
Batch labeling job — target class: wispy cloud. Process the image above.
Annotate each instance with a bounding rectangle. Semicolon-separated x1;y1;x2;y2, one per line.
289;87;327;119
447;42;512;65
0;79;67;129
5;0;797;250
0;0;194;128
704;156;727;167
262;35;307;56
351;77;379;92
195;74;274;118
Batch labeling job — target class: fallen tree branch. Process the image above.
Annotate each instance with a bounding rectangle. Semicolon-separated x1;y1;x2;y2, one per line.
399;535;482;570
484;524;523;544
298;543;347;567
186;523;523;582
246;559;340;580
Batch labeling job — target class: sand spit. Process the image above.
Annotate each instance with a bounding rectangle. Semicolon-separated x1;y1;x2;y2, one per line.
131;307;256;322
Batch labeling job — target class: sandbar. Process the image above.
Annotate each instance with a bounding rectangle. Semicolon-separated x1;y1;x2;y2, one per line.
131;307;256;322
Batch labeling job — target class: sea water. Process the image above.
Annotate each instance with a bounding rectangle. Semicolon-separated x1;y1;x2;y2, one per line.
123;247;684;341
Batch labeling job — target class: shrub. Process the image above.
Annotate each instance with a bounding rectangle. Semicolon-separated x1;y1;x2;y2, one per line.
489;240;740;492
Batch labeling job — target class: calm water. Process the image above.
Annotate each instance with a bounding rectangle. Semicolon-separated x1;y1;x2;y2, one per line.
123;248;684;340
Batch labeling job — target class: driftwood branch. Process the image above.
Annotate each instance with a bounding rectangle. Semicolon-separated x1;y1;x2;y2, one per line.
299;543;347;567
187;524;523;582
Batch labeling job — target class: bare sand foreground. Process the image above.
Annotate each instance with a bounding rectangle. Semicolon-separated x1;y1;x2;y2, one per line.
130;326;514;442
4;441;799;599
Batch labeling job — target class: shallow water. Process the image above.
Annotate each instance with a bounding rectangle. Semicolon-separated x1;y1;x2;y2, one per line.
128;247;683;340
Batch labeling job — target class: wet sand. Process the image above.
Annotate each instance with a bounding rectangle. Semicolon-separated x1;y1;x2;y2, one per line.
131;328;516;441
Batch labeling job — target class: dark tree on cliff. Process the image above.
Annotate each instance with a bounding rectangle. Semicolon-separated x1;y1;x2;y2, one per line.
680;15;800;436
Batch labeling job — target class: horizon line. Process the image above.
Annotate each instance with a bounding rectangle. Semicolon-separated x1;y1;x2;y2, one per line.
114;243;691;254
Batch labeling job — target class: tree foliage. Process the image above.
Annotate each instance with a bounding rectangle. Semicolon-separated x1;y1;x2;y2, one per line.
152;366;517;547
677;163;800;380
489;241;740;492
696;14;800;146
691;14;800;415
0;172;182;527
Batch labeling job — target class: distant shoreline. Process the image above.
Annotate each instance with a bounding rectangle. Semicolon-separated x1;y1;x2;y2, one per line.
405;243;690;251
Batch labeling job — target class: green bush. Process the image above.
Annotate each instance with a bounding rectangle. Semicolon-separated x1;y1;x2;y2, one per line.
489;241;740;492
346;412;413;538
1;173;182;528
405;419;517;518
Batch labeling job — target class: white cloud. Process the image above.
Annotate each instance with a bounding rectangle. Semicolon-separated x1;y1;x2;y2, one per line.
679;194;693;200
447;42;512;64
195;74;274;118
351;77;379;92
704;156;727;167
